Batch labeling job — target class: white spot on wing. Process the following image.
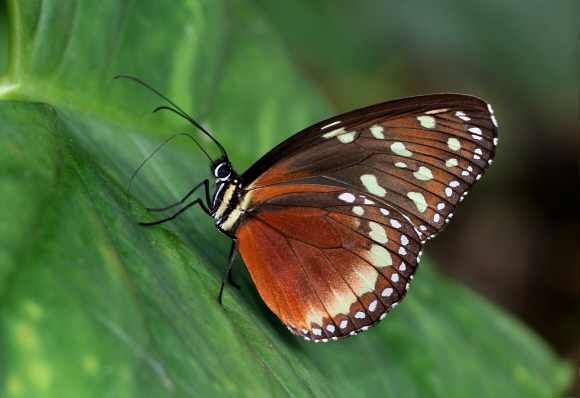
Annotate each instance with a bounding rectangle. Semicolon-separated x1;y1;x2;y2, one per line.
339;193;355;203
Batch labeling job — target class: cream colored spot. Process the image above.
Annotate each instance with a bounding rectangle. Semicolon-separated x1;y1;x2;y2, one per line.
360;174;386;197
394;162;407;168
322;127;345;139
391;142;413;157
370;125;384;139
352;206;364;216
321;120;340;129
447;137;461;151
413;166;433;181
417;115;436;128
323;262;379;320
407;192;428;212
370;244;393;267
338;132;356;143
369;221;388;244
425;108;449;114
445;158;458;168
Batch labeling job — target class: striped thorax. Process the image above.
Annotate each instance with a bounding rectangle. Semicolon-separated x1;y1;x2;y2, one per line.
212;160;248;232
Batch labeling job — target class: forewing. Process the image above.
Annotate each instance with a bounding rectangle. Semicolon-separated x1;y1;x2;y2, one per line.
242;94;498;241
237;188;421;341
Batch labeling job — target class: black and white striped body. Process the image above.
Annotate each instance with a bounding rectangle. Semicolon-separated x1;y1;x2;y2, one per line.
211;161;248;233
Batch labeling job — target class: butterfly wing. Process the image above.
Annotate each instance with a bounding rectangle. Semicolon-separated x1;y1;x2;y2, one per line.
236;94;498;341
237;187;420;341
243;94;498;242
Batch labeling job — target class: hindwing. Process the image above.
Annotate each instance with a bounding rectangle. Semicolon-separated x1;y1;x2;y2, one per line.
237;188;420;341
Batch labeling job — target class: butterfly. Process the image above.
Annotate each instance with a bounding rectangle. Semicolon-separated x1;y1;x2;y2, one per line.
120;75;498;342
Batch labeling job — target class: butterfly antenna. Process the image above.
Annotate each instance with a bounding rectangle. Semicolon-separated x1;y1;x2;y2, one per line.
115;74;228;160
127;133;212;206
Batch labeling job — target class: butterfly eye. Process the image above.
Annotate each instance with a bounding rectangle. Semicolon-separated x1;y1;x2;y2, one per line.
215;163;231;179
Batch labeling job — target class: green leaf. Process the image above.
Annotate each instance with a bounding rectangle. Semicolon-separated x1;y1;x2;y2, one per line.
0;1;572;397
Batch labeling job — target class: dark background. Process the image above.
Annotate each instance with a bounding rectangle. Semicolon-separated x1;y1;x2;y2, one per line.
252;0;578;373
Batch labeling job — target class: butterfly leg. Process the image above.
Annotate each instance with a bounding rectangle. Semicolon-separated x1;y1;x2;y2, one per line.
145;179;211;212
218;236;240;304
139;183;213;227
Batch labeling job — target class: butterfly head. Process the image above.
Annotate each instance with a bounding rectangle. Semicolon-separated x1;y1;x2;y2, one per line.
212;158;233;182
